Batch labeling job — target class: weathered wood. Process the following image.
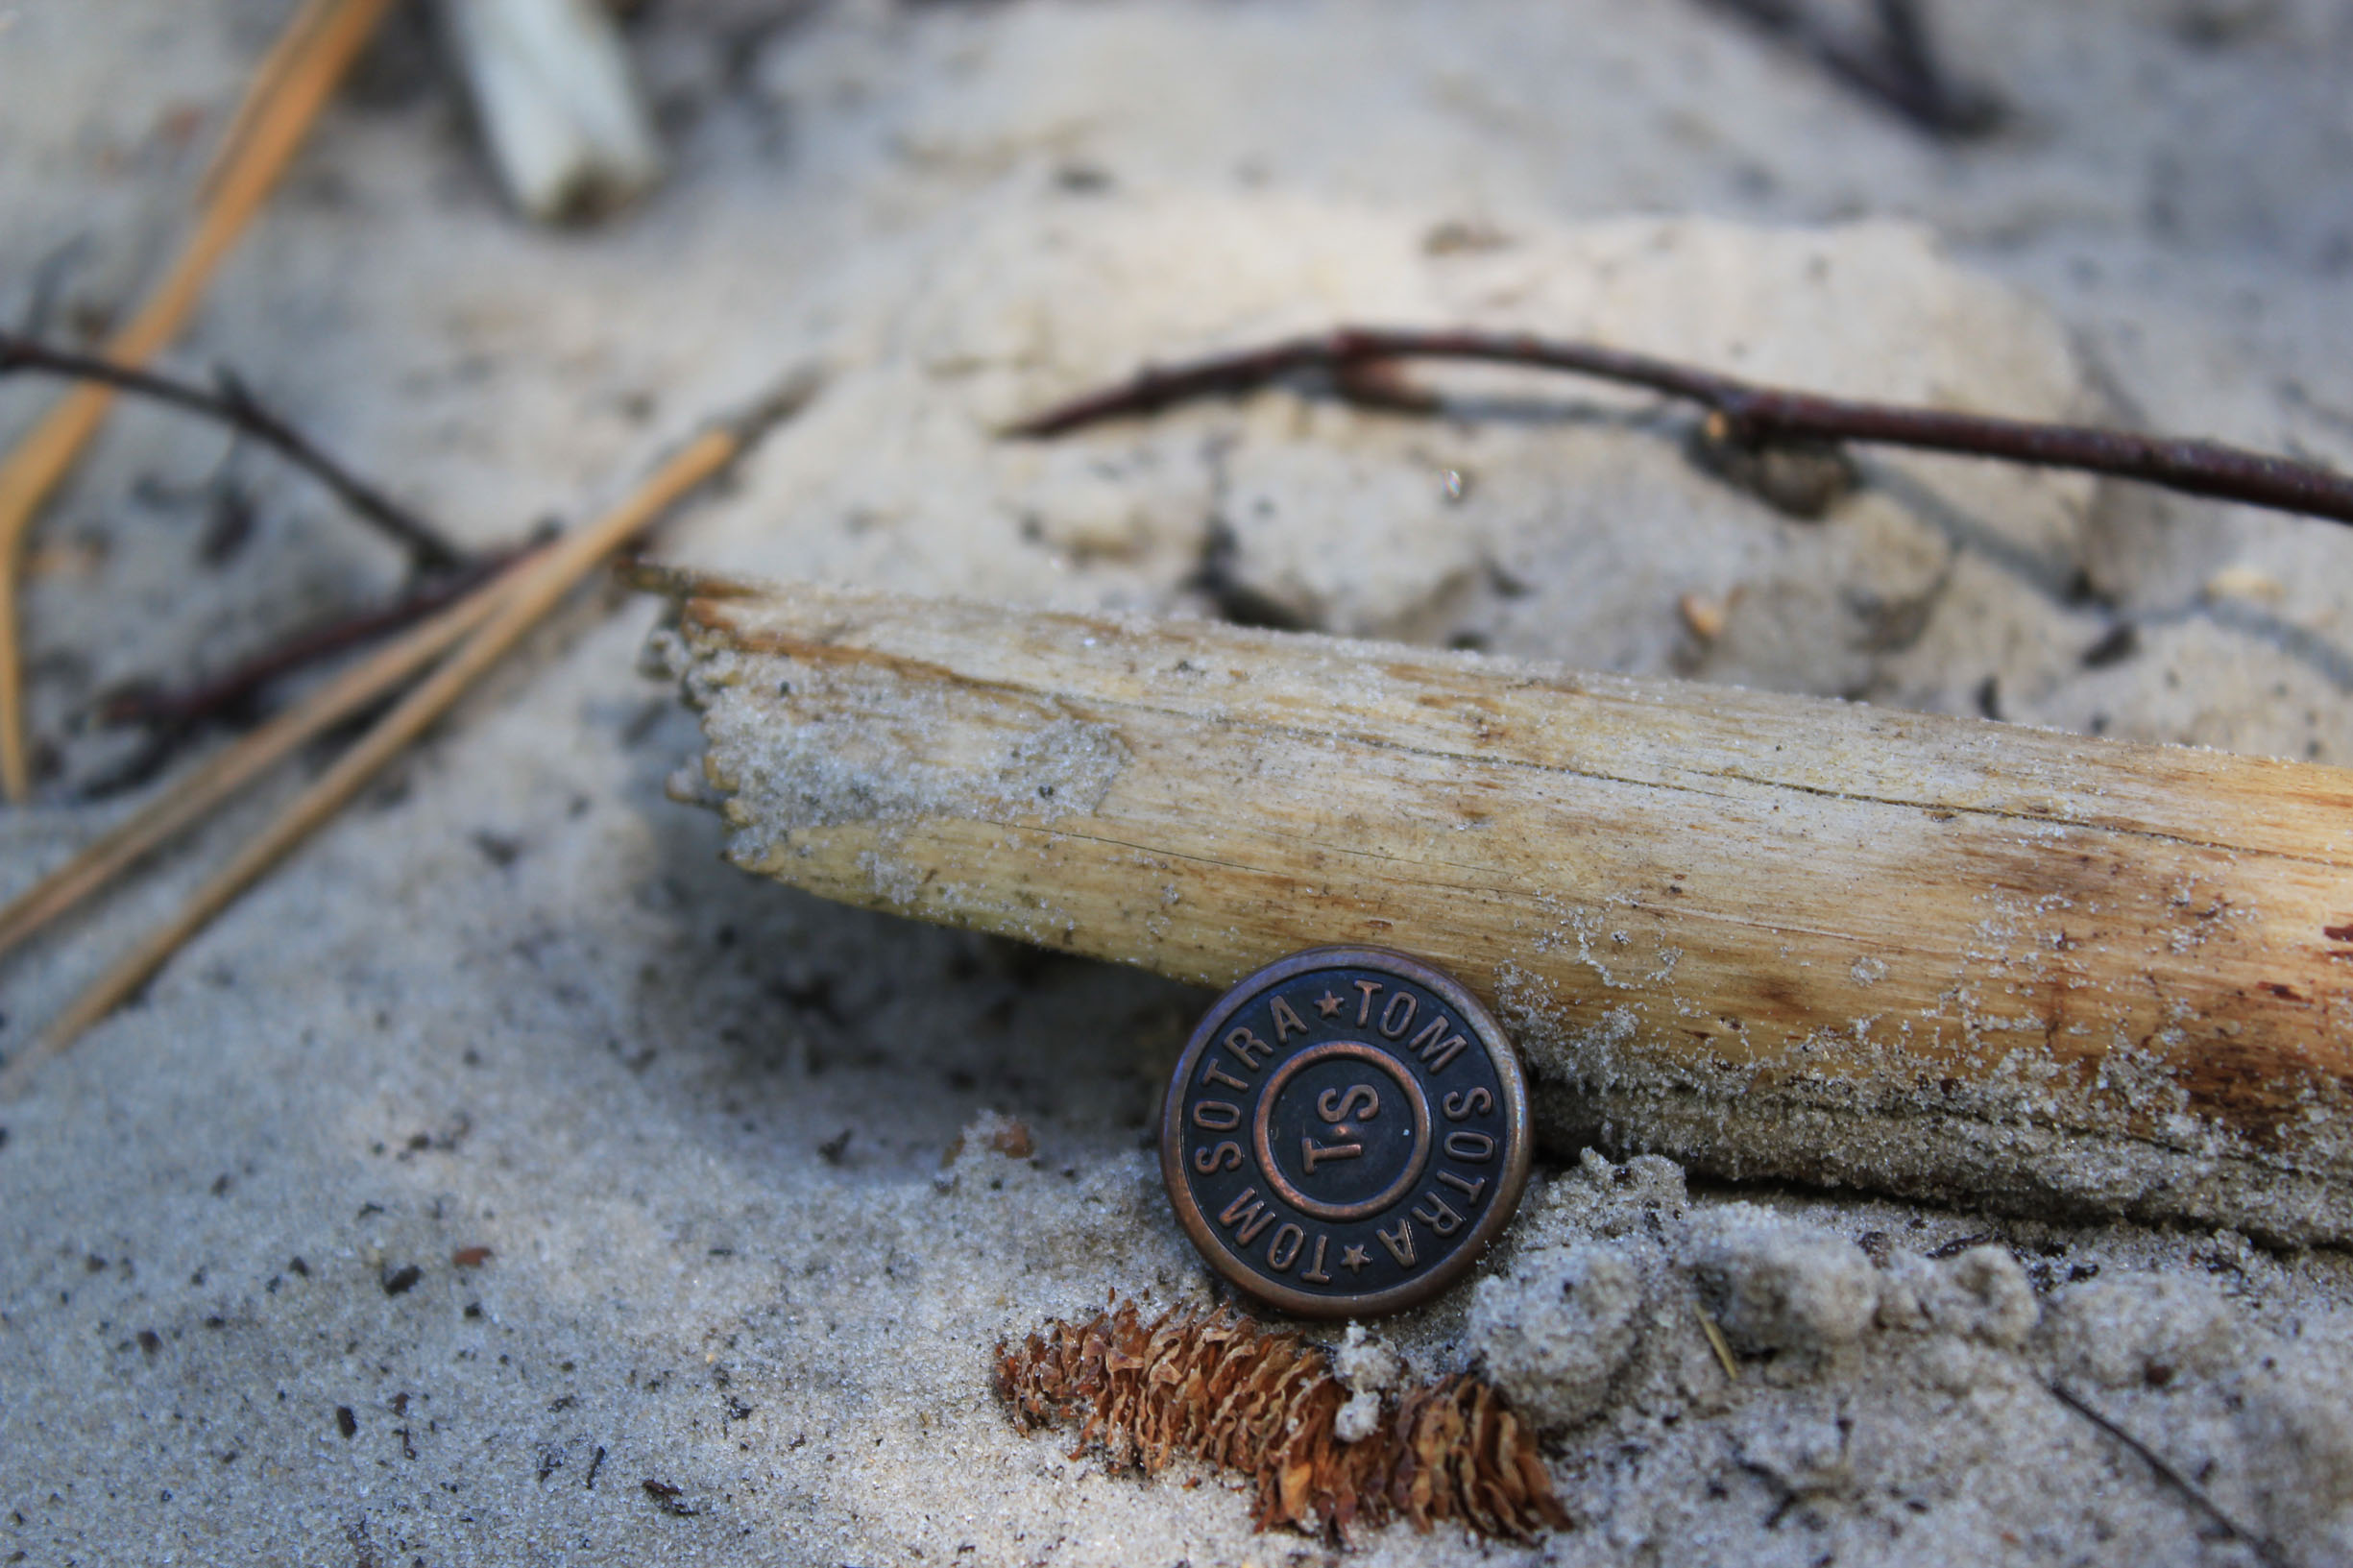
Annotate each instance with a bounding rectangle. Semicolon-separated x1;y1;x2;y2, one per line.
649;572;2353;1243
438;0;662;223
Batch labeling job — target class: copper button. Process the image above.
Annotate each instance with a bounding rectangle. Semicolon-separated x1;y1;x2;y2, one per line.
1160;947;1532;1318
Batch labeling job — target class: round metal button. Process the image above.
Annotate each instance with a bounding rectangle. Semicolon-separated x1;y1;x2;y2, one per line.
1160;947;1532;1318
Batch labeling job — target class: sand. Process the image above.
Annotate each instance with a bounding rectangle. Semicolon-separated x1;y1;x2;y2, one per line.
4;1;2353;1563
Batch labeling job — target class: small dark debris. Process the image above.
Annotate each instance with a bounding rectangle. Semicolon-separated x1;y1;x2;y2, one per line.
288;1256;310;1276
768;973;843;1024
209;1173;231;1196
1423;218;1511;254
464;1301;483;1319
405;1133;431;1152
2081;622;2141;668
198;484;255;567
643;1478;695;1516
1975;675;2003;722
335;1406;358;1439
549;1394;577;1412
2145;1362;2175;1388
818;1128;854;1165
585;1445;606;1490
452;1245;493;1268
726;1397;753;1421
85;1254;107;1273
137;1329;161;1355
357;1202;384;1218
380;1264;424;1296
621;697;670;744
537;1445;566;1483
1690;424;1856;518
470;830;522;868
1927;1231;2005;1260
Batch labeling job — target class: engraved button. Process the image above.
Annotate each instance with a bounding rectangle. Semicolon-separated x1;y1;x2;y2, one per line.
1160;946;1532;1317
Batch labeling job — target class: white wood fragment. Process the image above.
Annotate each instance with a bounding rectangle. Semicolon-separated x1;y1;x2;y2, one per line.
438;0;662;223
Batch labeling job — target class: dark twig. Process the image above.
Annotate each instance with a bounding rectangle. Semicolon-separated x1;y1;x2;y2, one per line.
2047;1382;2289;1568
1698;0;2001;138
100;544;526;733
1007;326;2353;531
0;330;466;571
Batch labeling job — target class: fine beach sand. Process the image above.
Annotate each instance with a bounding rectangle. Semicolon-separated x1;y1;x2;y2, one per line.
5;3;2353;1564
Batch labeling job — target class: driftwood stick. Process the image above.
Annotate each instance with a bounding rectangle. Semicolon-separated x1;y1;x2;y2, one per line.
0;0;400;803
1007;327;2353;530
651;574;2353;1243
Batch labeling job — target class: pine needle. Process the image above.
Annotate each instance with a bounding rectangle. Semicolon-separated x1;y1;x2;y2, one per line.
0;550;532;966
0;375;813;1098
0;0;400;803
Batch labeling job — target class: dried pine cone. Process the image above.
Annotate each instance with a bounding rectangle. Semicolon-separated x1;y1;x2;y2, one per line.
997;1294;1568;1542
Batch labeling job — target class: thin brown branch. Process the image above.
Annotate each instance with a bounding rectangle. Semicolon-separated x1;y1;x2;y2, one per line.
1007;326;2353;530
0;0;401;802
101;544;528;735
1698;0;2001;138
0;332;466;571
0;367;818;1093
2047;1382;2288;1568
0;548;538;971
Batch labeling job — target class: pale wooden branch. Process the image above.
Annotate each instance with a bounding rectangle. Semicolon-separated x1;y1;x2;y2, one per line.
0;0;400;803
651;575;2353;1243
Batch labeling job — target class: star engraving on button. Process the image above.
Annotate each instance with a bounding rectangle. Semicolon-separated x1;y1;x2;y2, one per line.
1341;1243;1371;1273
1315;990;1345;1018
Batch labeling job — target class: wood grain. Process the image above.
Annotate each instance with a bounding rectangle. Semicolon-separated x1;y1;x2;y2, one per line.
653;573;2353;1242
